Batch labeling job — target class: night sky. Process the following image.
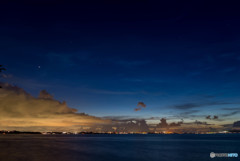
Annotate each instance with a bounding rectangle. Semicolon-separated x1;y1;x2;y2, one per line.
1;1;240;131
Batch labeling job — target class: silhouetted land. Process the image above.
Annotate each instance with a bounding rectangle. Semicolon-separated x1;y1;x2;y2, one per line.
0;130;41;134
1;130;240;135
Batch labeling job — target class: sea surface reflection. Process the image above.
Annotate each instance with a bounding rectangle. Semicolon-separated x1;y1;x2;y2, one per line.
0;134;239;161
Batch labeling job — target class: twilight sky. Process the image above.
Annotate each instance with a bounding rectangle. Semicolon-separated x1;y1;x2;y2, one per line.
1;1;240;130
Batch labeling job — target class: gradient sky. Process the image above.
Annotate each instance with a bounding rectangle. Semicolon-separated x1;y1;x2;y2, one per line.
1;1;240;125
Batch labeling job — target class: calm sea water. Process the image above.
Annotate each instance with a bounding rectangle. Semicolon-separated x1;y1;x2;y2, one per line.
0;134;239;161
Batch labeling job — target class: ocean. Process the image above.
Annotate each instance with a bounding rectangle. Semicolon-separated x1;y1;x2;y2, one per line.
0;134;239;161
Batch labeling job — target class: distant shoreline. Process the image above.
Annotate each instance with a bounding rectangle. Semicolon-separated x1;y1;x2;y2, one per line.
1;130;240;135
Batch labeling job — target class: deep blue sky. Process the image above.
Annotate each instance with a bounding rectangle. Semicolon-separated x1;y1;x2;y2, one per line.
1;0;240;124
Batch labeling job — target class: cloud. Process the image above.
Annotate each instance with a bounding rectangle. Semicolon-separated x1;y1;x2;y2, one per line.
87;89;137;95
101;116;162;122
170;110;205;120
173;102;235;110
220;108;240;118
213;115;218;120
0;82;110;131
177;110;200;116
174;103;199;109
134;107;142;111
1;73;12;79
86;89;155;95
221;111;240;117
134;102;146;111
222;107;240;111
156;118;183;128
194;120;212;125
0;82;232;133
137;102;146;108
205;115;219;120
206;115;211;119
233;121;240;128
117;120;150;133
38;90;54;99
